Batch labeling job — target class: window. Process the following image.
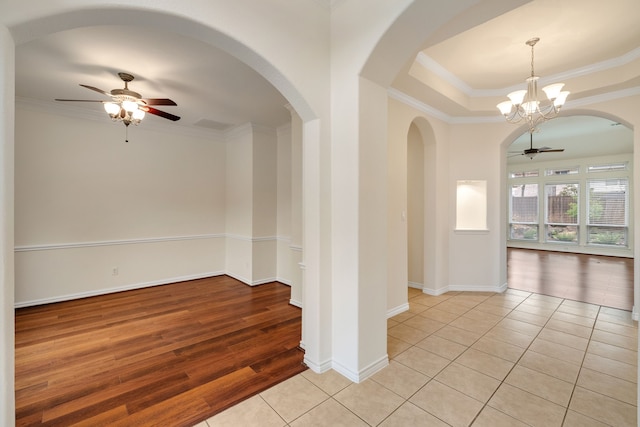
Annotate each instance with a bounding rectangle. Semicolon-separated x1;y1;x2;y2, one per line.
587;179;628;246
545;183;578;243
508;155;631;252
509;184;538;240
587;162;627;173
545;166;579;176
510;170;539;178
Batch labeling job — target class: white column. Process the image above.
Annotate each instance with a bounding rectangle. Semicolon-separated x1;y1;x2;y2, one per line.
301;118;332;371
0;24;15;427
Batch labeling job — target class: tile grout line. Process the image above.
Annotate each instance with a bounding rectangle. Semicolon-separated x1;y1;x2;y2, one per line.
558;304;601;427
393;292;521;425
404;291;597;426
463;292;568;426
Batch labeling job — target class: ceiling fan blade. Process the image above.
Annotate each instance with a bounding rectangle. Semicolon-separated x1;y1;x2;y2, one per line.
79;84;111;97
142;98;177;106
55;99;105;102
141;106;181;121
538;148;565;153
508;153;524;158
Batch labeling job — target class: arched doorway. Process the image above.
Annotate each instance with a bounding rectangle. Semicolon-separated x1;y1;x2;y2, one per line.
2;4;324;423
406;118;439;295
504;114;634;310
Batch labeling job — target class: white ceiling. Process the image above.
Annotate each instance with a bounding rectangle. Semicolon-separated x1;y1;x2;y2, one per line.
16;25;291;133
507;115;633;164
14;0;640;146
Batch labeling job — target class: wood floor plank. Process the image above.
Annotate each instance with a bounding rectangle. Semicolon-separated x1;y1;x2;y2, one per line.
15;276;305;426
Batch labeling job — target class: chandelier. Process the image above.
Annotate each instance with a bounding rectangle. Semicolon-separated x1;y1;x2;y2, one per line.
497;37;570;132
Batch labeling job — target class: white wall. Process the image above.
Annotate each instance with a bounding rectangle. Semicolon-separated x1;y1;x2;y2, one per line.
15;103;303;305
448;124;508;291
10;108;324;326
15;105;228;305
251;126;278;283
224;124;280;285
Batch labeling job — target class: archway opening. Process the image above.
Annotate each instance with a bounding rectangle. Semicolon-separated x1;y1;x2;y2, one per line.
505;115;634;310
407;117;437;295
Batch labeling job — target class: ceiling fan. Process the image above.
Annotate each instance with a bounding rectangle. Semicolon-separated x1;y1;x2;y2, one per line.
55;72;180;124
509;132;564;160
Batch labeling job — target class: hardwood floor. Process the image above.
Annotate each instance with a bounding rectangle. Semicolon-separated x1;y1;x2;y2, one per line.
508;247;634;311
15;276;306;426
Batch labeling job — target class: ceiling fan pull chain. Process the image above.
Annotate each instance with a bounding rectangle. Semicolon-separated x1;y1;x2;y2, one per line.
125;125;129;143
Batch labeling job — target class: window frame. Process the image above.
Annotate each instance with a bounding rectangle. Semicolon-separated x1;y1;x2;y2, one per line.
507;153;633;254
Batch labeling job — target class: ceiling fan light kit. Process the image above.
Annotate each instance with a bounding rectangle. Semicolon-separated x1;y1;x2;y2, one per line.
497;37;570;132
55;72;180;142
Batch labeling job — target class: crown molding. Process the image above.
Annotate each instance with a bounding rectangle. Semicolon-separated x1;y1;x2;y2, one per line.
416;47;640;98
414;53;473;95
388;86;640;125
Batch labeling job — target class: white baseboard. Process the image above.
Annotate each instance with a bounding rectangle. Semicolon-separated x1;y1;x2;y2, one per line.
224;272;279;287
422;286;450;296
224;271;252;286
251;277;279;286
632;306;639;321
304;356;332;374
14;271;225;308
449;282;508;293
15;270;297;308
422;282;508;296
290;299;303;308
408;281;423;289
332;355;389;383
387;303;409;319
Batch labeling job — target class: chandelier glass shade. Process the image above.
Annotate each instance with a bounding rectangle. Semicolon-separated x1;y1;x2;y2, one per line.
103;99;145;127
497;38;569;132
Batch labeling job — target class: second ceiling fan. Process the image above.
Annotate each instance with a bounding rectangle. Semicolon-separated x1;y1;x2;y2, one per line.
510;132;564;160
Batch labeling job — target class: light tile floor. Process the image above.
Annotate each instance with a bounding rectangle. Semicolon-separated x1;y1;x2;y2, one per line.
197;289;638;426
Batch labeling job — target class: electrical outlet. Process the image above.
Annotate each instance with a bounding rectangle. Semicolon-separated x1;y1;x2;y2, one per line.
112;267;118;276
